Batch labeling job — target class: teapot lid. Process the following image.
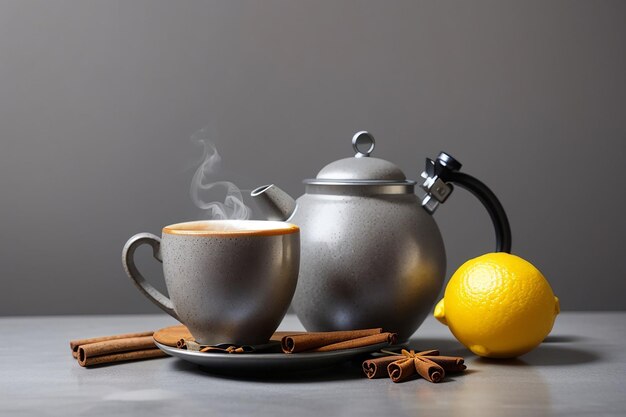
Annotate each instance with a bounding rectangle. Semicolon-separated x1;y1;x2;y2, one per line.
305;131;412;185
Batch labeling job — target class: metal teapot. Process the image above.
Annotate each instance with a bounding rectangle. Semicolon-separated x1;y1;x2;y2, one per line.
251;131;511;340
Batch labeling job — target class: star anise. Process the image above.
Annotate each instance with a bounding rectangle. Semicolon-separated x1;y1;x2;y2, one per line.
362;349;466;383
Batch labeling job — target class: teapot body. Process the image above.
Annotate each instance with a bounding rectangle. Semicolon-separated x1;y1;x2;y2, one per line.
290;189;446;340
251;131;511;341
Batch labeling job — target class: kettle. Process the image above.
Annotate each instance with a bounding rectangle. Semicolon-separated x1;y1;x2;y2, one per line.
251;131;511;340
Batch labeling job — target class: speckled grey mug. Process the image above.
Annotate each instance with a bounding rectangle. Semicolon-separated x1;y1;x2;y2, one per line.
122;220;300;345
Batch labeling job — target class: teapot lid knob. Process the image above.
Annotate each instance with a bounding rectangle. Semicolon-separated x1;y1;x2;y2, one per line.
352;131;375;157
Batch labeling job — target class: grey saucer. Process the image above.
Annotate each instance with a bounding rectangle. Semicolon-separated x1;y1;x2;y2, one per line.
154;340;388;372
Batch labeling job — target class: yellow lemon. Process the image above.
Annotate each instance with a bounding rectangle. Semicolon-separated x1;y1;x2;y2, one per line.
434;252;559;358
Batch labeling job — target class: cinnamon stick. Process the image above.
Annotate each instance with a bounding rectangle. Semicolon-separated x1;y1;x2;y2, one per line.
281;328;383;353
69;331;153;356
422;355;466;372
414;357;445;383
71;330;168;367
308;332;397;352
78;348;167;367
77;336;156;361
388;358;417;383
363;349;466;383
362;356;402;379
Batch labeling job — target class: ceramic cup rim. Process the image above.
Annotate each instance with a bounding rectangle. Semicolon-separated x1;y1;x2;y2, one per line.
162;220;299;237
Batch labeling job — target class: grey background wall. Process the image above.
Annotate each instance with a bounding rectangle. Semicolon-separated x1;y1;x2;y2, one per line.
1;0;625;315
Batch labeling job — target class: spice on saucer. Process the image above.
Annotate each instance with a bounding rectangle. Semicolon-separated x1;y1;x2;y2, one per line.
177;339;279;353
281;328;397;353
362;349;466;383
160;325;397;354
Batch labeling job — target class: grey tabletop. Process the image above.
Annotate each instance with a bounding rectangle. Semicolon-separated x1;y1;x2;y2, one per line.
1;312;624;417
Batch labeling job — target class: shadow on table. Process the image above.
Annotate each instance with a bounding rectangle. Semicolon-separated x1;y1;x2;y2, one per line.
406;336;600;367
168;357;366;382
543;335;588;343
474;344;600;367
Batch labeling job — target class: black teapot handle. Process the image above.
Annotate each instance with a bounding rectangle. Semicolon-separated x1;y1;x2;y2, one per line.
420;152;512;253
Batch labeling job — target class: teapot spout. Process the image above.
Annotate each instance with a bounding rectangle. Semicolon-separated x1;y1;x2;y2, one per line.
251;184;297;221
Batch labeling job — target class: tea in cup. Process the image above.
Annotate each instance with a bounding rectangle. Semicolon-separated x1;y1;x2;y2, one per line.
122;220;299;345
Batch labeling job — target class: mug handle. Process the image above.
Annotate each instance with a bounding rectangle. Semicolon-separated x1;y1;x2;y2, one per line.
122;233;180;321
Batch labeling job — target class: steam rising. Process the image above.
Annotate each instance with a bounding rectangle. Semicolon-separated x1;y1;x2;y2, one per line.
190;127;251;220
